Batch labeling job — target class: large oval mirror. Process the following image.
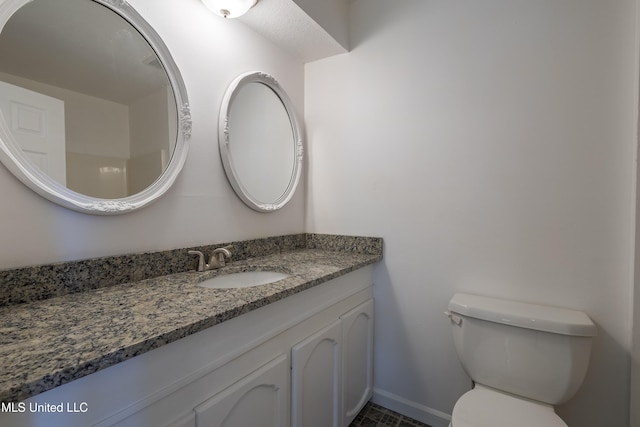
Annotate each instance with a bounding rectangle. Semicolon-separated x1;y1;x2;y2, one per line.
219;72;302;212
0;0;191;214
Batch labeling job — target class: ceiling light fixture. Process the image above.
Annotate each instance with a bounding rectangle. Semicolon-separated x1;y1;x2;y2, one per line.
201;0;258;18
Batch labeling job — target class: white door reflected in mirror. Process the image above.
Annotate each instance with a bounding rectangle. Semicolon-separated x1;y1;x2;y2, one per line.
0;81;66;185
0;0;191;214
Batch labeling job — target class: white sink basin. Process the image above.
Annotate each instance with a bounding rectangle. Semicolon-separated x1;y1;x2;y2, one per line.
198;271;290;289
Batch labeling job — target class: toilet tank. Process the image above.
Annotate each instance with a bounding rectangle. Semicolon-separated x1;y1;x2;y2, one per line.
447;293;597;405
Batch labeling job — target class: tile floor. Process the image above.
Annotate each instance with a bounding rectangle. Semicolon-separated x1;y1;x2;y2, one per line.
349;402;433;427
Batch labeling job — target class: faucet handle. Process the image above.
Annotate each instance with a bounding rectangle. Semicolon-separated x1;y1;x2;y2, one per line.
210;245;233;267
188;250;205;272
212;245;233;256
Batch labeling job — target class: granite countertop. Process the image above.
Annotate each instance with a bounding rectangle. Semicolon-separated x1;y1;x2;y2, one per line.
0;247;381;402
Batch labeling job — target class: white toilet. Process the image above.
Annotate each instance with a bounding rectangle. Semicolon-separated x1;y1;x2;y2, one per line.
446;293;597;427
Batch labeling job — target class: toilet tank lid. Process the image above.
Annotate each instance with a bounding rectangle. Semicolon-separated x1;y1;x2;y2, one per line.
448;293;597;337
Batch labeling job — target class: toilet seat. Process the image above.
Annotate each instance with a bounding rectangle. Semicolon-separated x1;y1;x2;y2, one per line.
450;386;567;427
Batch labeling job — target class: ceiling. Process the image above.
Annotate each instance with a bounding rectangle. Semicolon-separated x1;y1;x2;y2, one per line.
0;0;168;106
238;0;348;63
0;0;350;104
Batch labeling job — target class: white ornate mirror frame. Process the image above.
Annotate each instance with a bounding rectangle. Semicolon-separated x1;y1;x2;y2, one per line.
219;71;303;212
0;0;191;214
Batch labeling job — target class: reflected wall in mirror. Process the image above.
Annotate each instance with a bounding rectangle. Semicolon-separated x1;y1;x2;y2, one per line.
0;0;191;214
219;71;303;212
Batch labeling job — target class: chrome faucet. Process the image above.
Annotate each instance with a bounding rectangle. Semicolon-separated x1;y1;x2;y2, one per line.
189;245;233;272
211;246;233;268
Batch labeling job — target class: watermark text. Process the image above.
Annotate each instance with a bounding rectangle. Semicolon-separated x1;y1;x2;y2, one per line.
1;401;88;413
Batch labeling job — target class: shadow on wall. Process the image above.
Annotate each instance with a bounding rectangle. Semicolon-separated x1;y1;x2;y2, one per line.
370;261;470;427
348;0;415;51
556;326;629;426
372;263;420;393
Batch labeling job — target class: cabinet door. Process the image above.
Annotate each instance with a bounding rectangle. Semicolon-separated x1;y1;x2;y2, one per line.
341;299;374;426
291;319;342;427
193;354;289;427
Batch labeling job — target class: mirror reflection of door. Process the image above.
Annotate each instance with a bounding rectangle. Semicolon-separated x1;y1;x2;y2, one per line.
0;0;176;199
0;81;66;185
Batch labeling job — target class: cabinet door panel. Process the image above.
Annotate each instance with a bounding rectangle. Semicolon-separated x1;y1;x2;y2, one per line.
194;354;288;427
341;299;374;426
291;320;342;427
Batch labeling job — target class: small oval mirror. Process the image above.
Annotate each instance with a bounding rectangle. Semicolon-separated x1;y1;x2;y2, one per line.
0;0;191;214
219;72;302;212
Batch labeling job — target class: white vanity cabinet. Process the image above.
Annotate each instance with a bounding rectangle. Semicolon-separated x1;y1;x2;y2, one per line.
291;320;343;427
186;296;373;427
290;299;374;427
193;354;289;427
341;299;375;426
3;267;375;427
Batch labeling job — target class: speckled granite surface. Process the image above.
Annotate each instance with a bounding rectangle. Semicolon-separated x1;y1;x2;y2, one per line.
0;234;310;307
0;234;382;402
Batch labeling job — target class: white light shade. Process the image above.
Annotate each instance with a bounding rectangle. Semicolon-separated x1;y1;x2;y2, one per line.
202;0;257;18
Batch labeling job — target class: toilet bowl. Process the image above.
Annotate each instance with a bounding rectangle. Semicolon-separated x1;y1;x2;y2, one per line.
448;385;567;427
446;293;596;427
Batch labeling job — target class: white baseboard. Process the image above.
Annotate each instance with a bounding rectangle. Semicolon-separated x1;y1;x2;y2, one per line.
371;388;452;427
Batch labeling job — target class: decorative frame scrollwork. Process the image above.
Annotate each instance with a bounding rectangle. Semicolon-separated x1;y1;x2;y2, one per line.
0;0;191;215
218;71;304;213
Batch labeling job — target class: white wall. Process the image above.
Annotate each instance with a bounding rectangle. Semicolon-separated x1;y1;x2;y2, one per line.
66;152;128;198
305;1;636;426
129;86;171;158
0;0;305;269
